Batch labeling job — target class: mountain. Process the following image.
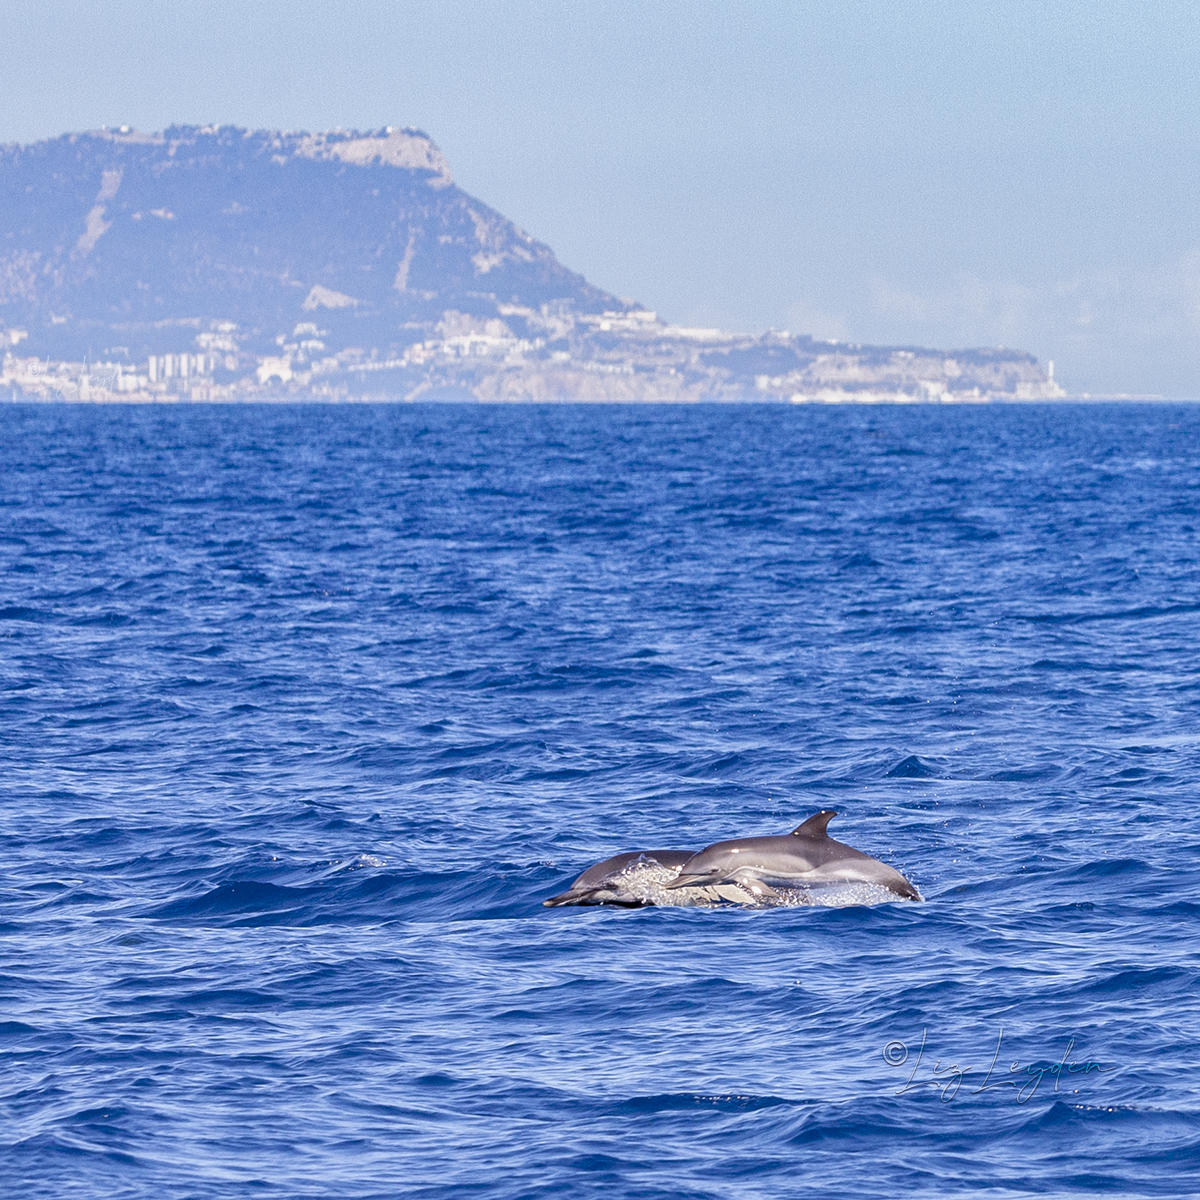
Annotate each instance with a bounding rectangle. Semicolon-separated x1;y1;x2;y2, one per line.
0;125;618;356
0;125;1063;402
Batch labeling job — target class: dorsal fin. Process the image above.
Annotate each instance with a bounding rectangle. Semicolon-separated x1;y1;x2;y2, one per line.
791;810;837;838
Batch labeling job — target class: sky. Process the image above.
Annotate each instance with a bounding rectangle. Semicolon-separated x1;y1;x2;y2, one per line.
3;0;1199;395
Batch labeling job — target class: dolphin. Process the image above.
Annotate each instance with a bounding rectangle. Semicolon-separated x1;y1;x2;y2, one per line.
663;810;922;901
543;850;697;907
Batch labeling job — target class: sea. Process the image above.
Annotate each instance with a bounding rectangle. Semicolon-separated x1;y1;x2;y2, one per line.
1;400;1198;1198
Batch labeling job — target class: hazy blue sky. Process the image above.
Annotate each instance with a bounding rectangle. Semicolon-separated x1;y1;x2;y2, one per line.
3;0;1199;394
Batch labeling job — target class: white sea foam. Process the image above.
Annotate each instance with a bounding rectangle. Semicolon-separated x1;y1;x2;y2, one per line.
602;862;909;909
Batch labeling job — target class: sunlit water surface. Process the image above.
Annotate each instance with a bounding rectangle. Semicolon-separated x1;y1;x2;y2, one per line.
2;402;1199;1198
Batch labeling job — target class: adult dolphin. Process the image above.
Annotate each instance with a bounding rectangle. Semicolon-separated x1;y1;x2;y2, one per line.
663;810;922;901
543;849;696;907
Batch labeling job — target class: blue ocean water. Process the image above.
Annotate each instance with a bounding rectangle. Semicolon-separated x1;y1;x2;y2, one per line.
1;401;1199;1198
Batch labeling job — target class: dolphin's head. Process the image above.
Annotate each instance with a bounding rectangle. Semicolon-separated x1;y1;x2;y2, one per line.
882;873;922;901
662;839;775;890
543;849;696;906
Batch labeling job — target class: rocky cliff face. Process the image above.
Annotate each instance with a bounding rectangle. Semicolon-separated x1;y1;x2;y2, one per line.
0;125;1062;402
0;124;619;360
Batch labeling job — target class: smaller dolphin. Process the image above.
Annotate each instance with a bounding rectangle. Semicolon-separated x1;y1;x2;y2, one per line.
663;810;921;901
543;850;695;907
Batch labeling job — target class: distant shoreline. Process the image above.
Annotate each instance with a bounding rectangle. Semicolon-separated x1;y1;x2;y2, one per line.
1;390;1179;406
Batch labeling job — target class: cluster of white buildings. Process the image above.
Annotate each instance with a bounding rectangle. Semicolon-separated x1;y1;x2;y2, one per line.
146;353;222;383
1;353;230;401
2;355;148;400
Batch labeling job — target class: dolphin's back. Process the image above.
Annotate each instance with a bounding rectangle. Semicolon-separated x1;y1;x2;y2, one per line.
678;832;871;873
